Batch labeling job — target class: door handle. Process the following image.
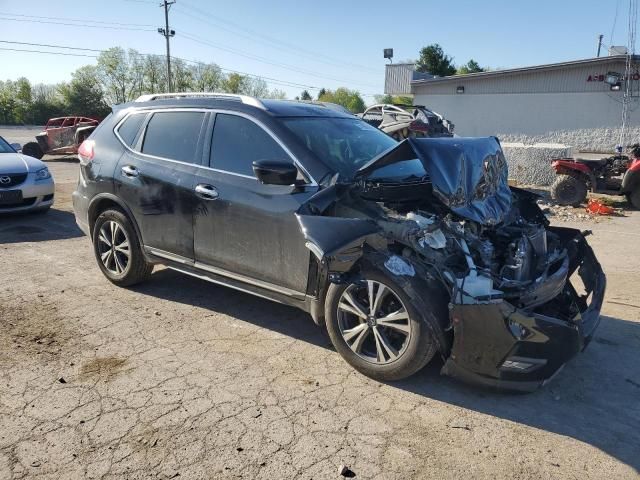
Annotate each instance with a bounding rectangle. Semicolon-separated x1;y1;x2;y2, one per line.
195;183;219;200
121;165;139;177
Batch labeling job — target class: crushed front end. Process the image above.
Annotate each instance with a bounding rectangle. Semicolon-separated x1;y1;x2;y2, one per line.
297;137;605;391
442;224;605;391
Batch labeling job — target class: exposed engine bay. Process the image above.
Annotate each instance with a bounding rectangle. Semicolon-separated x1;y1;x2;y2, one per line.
312;181;570;312
297;137;606;391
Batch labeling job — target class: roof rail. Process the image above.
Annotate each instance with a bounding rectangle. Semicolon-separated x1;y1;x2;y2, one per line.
134;92;266;110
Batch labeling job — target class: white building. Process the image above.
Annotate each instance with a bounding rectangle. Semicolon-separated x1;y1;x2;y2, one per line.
384;55;640;151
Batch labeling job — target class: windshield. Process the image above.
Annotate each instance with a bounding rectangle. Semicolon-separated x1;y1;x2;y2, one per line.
282;117;397;177
0;136;16;154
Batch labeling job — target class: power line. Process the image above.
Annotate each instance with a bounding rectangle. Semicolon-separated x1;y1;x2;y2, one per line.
1;9;382;94
175;2;379;74
611;0;621;45
0;41;321;91
0;40;104;52
0;16;154;31
179;31;379;89
0;47;98;58
0;12;155;27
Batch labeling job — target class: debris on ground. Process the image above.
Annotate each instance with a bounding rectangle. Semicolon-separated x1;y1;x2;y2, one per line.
537;200;592;222
537;198;623;222
586;199;616;215
338;464;356;477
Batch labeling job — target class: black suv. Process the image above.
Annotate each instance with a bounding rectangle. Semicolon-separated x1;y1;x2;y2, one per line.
73;93;605;390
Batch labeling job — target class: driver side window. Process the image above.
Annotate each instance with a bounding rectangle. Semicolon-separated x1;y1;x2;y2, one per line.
210;114;291;177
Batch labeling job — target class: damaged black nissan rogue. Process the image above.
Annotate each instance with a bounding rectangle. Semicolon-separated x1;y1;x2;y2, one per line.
73;93;605;391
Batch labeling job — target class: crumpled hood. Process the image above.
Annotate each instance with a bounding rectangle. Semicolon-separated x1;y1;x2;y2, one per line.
0;153;45;173
356;137;512;225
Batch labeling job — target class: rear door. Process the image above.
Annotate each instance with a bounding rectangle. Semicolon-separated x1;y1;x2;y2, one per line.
114;109;208;259
192;112;317;294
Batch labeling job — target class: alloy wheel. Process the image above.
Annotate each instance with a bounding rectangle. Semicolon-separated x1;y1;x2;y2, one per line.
337;280;412;364
97;220;130;275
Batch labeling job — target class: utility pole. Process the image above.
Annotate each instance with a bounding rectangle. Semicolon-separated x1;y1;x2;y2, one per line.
597;34;604;57
158;0;176;92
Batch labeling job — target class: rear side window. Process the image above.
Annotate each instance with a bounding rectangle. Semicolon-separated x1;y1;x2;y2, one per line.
210;114;288;176
117;113;146;147
142;111;205;163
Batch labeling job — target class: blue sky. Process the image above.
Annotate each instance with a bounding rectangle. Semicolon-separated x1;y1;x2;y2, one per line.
0;0;632;100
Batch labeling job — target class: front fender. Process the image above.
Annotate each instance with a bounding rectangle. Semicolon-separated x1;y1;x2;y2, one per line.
295;214;381;273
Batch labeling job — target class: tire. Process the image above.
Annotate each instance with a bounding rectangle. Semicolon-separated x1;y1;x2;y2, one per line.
324;264;442;381
22;142;44;159
627;188;640;209
92;209;152;287
550;174;588;206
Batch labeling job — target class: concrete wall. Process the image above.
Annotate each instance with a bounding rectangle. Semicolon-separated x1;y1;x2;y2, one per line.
501;143;572;186
499;126;640;153
413;91;640;142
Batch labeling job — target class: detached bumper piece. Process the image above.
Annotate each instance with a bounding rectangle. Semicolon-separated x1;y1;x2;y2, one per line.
442;227;605;392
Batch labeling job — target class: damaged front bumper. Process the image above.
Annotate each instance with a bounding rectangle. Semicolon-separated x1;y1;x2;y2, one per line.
441;227;606;392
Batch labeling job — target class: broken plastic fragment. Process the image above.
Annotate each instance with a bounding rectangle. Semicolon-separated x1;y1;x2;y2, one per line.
384;255;415;277
419;229;447;249
586;199;615;215
406;212;434;228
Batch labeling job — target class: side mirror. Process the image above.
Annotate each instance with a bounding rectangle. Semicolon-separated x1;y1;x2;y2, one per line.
252;160;298;185
10;143;22;152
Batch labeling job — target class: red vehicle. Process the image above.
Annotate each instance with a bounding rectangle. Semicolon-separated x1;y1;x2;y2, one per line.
22;116;99;159
550;145;640;208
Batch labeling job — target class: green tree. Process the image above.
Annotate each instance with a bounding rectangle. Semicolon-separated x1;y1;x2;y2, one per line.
317;88;327;100
59;66;110;118
416;44;456;76
457;59;484;75
31;83;65;124
190;63;223;92
243;77;269;97
14;77;33;123
299;90;312;101
265;89;287;99
221;73;246;94
0;80;18;124
171;58;193;92
373;94;412;105
96;47;136;104
143;55;166;94
318;88;365;113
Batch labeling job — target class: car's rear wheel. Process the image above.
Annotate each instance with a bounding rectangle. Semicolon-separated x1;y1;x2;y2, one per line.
22;142;44;159
92;209;152;286
324;266;439;381
550;174;588;206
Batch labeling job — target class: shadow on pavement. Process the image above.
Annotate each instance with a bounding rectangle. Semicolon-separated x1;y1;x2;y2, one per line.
394;313;640;473
132;268;332;351
0;208;83;244
43;155;79;163
133;268;640;473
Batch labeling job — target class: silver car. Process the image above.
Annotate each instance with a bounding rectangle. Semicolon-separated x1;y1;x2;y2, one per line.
0;136;55;213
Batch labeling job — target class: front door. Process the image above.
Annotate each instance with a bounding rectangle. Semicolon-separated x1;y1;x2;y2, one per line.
114;110;208;259
193;112;317;294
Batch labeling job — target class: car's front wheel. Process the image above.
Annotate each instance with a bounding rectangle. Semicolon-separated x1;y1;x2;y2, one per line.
92;209;152;286
324;266;440;381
